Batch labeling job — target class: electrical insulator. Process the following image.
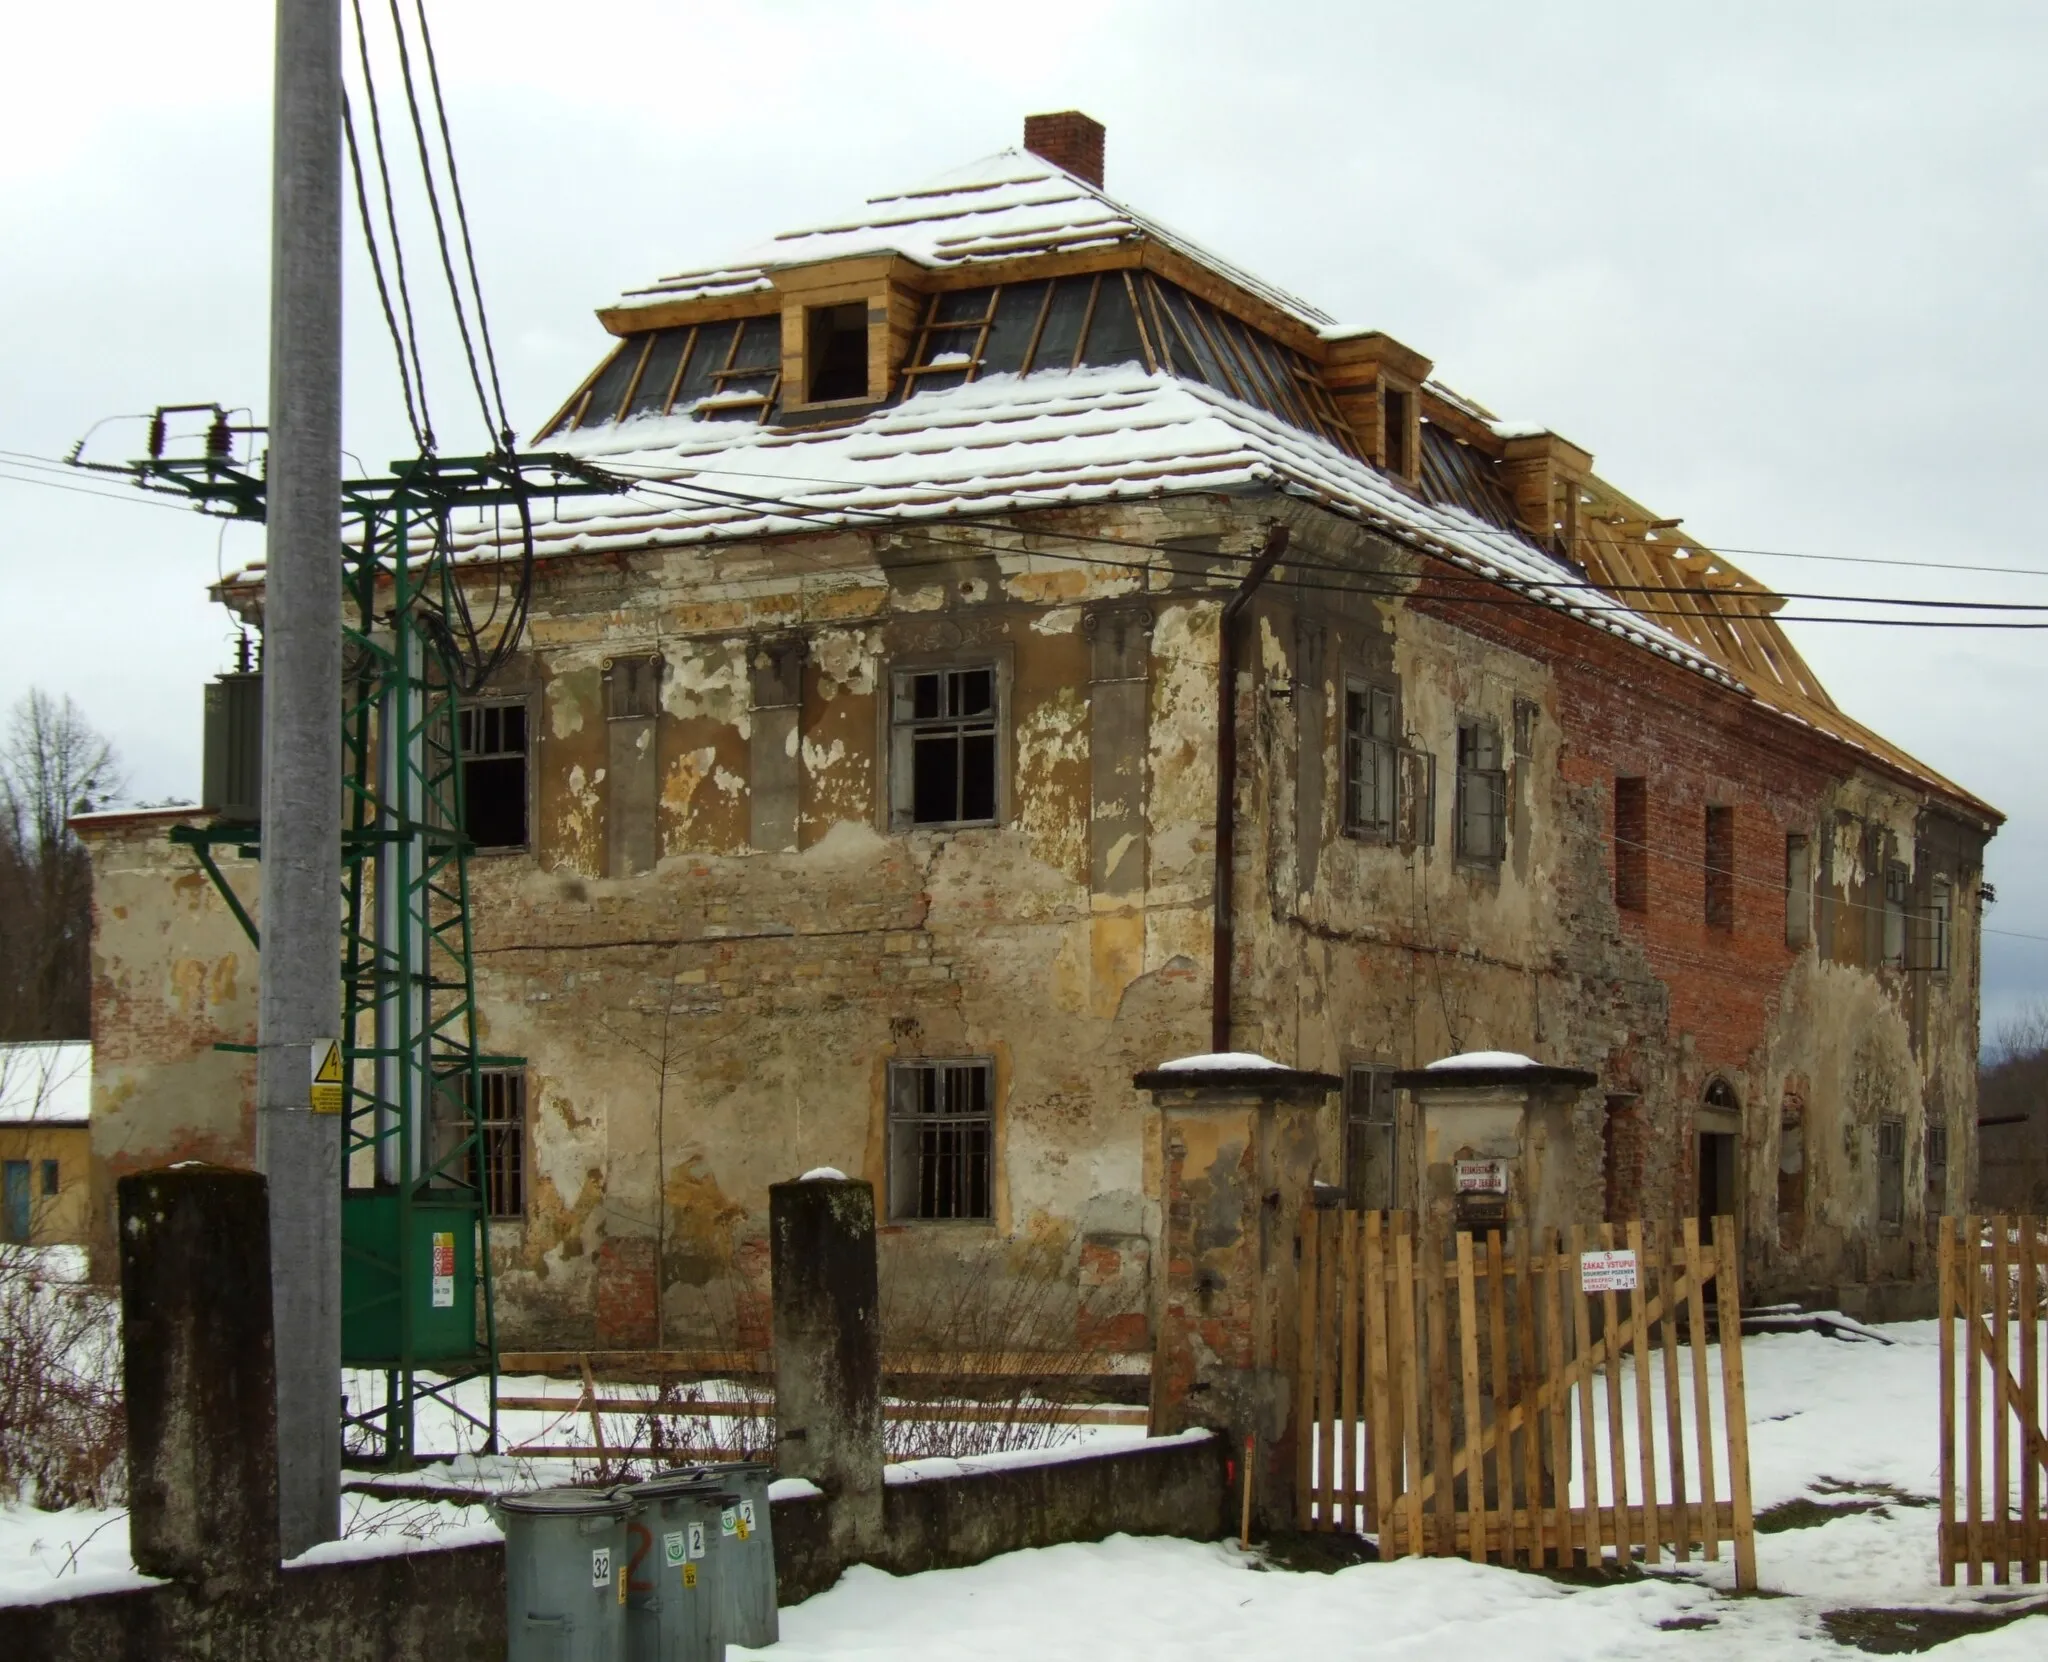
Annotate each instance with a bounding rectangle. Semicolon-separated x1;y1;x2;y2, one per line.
207;412;233;460
147;413;166;459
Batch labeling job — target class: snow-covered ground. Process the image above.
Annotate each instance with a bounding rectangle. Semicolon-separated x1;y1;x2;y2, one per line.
5;1323;2045;1657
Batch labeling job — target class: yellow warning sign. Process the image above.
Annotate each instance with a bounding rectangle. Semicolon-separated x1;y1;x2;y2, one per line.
309;1039;344;1115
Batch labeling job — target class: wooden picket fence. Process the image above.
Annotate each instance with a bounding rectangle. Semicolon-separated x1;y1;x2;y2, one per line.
1295;1209;1757;1588
1938;1213;2048;1585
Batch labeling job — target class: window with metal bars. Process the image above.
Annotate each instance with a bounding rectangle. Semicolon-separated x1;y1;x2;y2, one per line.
473;1069;526;1220
1454;721;1506;863
1877;1116;1905;1229
887;1060;995;1222
1343;683;1397;840
1343;1065;1398;1210
459;701;528;851
891;665;999;829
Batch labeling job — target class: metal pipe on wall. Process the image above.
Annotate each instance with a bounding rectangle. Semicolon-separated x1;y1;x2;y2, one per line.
1210;522;1291;1055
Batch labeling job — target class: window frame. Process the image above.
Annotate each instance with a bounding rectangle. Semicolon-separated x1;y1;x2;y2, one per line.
40;1158;59;1198
1882;859;1910;968
1341;678;1400;842
884;650;1011;834
886;1057;997;1224
1342;1063;1400;1211
1876;1115;1906;1230
473;1066;527;1222
458;695;534;855
1454;719;1507;864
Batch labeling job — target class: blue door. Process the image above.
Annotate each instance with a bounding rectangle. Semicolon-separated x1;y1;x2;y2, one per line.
2;1161;29;1243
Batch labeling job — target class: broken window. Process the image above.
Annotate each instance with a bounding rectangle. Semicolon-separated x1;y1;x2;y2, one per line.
1454;721;1505;863
891;665;999;829
1614;777;1647;912
1383;384;1414;478
459;701;529;852
1705;805;1735;931
1877;1116;1905;1229
1343;683;1397;840
1882;860;1909;967
805;302;871;403
474;1068;526;1220
1785;833;1812;949
887;1059;994;1221
1343;1065;1399;1211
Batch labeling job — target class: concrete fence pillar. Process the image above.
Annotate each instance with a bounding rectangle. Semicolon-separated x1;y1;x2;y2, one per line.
1133;1062;1340;1535
769;1174;884;1564
118;1166;280;1591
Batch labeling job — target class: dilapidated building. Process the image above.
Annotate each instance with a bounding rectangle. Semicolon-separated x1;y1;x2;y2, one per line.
80;112;1996;1349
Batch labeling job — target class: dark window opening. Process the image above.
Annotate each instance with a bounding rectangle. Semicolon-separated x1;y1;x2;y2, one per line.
894;666;998;828
1384;385;1413;477
1;1161;26;1243
806;302;870;403
474;1069;526;1219
1455;721;1506;862
1877;1116;1905;1228
1705;805;1735;931
888;1060;994;1221
460;701;529;851
40;1159;59;1198
1614;777;1647;912
1925;1120;1948;1209
1344;1065;1398;1211
1344;684;1397;839
1921;875;1953;974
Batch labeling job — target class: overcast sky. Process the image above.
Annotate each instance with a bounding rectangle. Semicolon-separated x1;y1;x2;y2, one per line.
4;2;2044;1033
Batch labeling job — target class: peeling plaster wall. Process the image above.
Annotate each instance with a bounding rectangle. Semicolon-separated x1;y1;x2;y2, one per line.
81;497;1990;1334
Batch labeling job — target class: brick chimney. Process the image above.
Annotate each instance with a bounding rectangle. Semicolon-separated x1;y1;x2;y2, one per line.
1024;111;1105;188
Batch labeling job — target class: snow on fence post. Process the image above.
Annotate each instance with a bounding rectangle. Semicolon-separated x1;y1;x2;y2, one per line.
118;1165;280;1590
770;1171;884;1566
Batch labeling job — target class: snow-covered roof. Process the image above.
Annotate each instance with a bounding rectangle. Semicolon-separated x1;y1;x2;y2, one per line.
1153;1051;1290;1074
614;149;1333;333
471;367;1731;686
0;1042;91;1126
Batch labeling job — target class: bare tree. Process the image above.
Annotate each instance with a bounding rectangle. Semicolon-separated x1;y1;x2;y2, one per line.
0;691;121;1040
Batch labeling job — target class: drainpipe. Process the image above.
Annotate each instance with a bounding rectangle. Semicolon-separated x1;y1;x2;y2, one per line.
1211;522;1292;1054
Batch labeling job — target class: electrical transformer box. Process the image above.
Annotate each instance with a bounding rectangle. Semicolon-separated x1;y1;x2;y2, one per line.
202;671;263;823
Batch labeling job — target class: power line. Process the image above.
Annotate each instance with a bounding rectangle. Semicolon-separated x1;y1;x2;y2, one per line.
0;465;222;516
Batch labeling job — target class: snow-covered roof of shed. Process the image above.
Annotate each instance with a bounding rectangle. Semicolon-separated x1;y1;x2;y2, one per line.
455;366;1732;686
613;149;1335;332
0;1042;91;1125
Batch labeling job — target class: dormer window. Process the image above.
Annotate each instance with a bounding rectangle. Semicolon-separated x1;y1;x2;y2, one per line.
806;302;871;403
1381;382;1416;481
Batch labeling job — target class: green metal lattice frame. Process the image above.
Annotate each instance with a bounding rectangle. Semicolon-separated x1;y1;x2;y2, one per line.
144;446;617;1468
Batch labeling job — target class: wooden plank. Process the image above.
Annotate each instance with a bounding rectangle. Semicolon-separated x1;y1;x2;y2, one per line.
1296;1208;1320;1531
1486;1229;1516;1566
1366;1211;1395;1538
1515;1225;1547;1568
1570;1225;1603;1563
1327;1203;1343;1531
1544;1228;1575;1566
1683;1216;1720;1562
2022;1217;2040;1584
1627;1219;1662;1566
579;1355;608;1462
1967;1212;1984;1585
1426;1219;1455;1555
1658;1219;1691;1562
495;1397;1146;1426
1396;1216;1426;1561
1940;1215;1957;1586
1598;1221;1633;1563
1457;1231;1487;1563
1995;1216;2013;1583
1714;1218;1758;1593
1340;1209;1362;1534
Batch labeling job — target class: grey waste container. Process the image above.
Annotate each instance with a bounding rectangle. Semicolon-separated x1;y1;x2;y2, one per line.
681;1461;779;1649
623;1475;735;1662
495;1485;635;1662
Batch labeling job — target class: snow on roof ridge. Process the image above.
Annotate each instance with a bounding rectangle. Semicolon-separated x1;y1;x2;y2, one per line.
1154;1051;1290;1073
1424;1050;1539;1071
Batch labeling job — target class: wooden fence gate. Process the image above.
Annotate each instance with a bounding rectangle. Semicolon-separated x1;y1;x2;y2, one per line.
1295;1210;1757;1588
1938;1214;2048;1585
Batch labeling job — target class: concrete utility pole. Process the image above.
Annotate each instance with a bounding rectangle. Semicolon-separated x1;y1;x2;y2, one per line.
258;0;345;1556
